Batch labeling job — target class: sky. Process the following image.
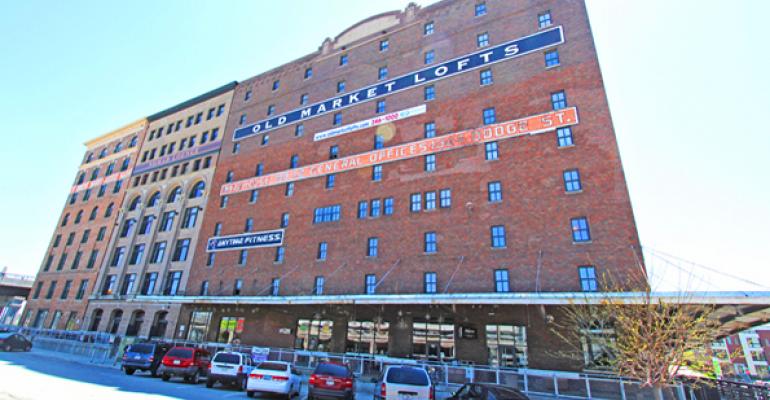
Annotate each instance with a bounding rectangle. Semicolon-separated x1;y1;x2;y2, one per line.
0;1;767;292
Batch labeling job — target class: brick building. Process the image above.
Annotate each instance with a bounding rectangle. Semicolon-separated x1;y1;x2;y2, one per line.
163;0;645;370
24;119;147;331
711;324;770;379
84;83;236;338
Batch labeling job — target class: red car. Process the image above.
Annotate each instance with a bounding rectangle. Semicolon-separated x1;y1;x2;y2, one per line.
308;362;355;400
157;346;211;384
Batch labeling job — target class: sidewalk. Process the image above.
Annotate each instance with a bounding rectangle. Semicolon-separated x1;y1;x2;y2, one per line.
28;347;121;370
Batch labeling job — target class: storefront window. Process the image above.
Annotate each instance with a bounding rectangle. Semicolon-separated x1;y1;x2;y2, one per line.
486;324;528;367
188;311;212;342
412;319;455;361
217;316;245;344
581;328;615;368
346;320;389;354
295;318;333;351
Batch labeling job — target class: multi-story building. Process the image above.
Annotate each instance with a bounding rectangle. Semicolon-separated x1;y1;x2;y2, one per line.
162;0;645;370
712;325;770;379
24;119;147;331
84;83;236;338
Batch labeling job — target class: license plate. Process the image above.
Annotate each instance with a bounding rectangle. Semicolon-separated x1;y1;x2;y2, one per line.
264;375;272;381
398;395;416;400
326;379;334;386
134;356;141;360
173;360;180;365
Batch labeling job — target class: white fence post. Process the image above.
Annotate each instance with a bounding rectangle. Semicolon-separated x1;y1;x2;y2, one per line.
553;374;560;397
619;377;627;400
585;375;592;399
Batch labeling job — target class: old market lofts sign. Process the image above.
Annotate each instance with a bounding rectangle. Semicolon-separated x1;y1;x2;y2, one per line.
233;26;565;141
221;107;578;195
206;229;285;252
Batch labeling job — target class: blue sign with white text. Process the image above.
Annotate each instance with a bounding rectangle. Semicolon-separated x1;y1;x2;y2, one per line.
233;26;564;141
206;229;285;252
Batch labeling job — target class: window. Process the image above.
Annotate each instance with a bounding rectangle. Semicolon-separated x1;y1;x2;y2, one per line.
80;229;90;244
271;278;280;296
477;32;489;47
274;247;285;263
563;169;582;192
410;193;422;212
384;197;394;215
69;192;78;205
424;122;436;138
86;250;98;269
314;276;325;295
98;184;106;197
538;10;552;28
147;192;161;207
120;274;136;295
372;165;383;181
424;232;437;253
579;266;597;292
164;271;182;295
317;242;327;261
483;107;496;124
172;239;191;261
129;244;145;265
75;280;88;299
333;113;342;126
491;225;507;248
295;124;304;137
304;67;313;79
159;211;176;232
267;104;276;116
424;272;437;293
101;276;114;296
141;273;157;295
232;142;240;154
281;212;290;228
70;251;82;270
112;179;123;193
272;80;280;90
365;274;377;294
190;181;205;198
424;85;435;101
373;134;384;150
329;145;339;159
66;232;75;246
339;54;348;66
480;68;493;85
376;100;386;113
488;181;502;202
33;282;43;299
379;39;389;51
150;241;166;264
238;250;248;265
217;104;225;116
262;133;269;145
244;218;253;232
367;237;378;257
551;90;567;110
200;281;209;296
358;200;369;219
167;187;182;203
186;115;194;127
97;227;106;241
206;253;215;267
249;189;259;203
110;247;126;267
337;80;345;93
220;196;228;208
232;279;244;295
475;2;487;16
485;141;499;160
425;191;437;210
313;205;341;223
494;269;510;292
424;21;434;35
285;182;294;197
300;93;309;105
545;49;560;67
424;154;436;172
290;154;299;168
182;207;199;228
571;217;591;242
378;66;388;80
424;50;435;64
557;127;574;147
439;189;452;208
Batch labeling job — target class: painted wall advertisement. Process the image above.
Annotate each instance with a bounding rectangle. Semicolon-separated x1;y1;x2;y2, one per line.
313;104;426;142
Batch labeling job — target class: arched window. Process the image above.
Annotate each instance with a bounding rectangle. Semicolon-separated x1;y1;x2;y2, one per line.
105;203;114;218
99;148;108;159
85;153;93;164
74;210;83;224
128;196;142;211
189;182;205;199
129;136;138;148
147;192;161;207
89;207;99;221
114;142;122;153
61;213;70;227
167;187;182;203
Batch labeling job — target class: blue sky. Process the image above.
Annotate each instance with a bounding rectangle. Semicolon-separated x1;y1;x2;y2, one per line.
0;1;767;291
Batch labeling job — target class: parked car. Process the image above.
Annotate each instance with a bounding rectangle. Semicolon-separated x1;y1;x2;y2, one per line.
247;360;302;398
374;364;435;400
121;342;171;376
207;351;254;390
447;383;530;400
0;332;32;352
158;346;211;384
308;362;355;400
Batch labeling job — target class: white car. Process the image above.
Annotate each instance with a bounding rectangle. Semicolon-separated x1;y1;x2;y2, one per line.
206;351;254;390
247;361;302;398
374;365;435;400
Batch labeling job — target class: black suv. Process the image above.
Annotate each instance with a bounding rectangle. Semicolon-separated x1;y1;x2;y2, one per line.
121;342;171;376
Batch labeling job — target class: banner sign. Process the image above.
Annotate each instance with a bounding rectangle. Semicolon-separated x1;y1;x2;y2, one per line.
132;140;222;175
313;104;427;142
251;347;270;364
70;170;131;194
206;229;285;252
233;26;564;141
221;107;578;195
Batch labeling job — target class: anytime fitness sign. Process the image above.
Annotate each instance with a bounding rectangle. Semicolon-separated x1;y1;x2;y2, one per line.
233;26;565;141
206;229;285;252
221;107;579;195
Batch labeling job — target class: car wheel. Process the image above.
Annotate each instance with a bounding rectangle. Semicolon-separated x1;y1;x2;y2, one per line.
161;374;170;382
125;368;135;375
246;391;255;398
190;371;200;384
206;378;214;388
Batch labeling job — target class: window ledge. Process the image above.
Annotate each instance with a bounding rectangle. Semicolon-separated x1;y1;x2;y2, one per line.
565;190;583;195
491;246;507;250
545;64;561;70
557;144;576;150
572;240;593;245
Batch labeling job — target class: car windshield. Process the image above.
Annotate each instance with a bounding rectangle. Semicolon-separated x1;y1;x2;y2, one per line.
386;367;430;385
128;344;154;354
314;363;349;377
213;353;241;364
166;348;193;358
257;362;289;372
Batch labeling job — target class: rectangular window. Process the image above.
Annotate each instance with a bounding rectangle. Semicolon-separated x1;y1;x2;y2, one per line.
480;68;493;85
139;215;154;235
329;145;339;159
365;274;377;294
372;165;382;181
424;232;437;253
129;244;145;265
317;242;328;261
272;80;280;90
579;266;597;292
410;193;422;212
376;100;386;113
551;90;567;110
545;49;560;67
239;114;247;125
425;191;437;210
538;10;552;28
485;141;499;160
557;127;574;147
439;189;452;208
424;21;434;35
325;174;335;189
232;142;240;154
313;205;341;223
494;269;510;292
33;282;42;299
300;93;309;105
271;278;280;296
358;201;368;219
424;154;436;172
314;276;325;295
110;247;125;267
200;281;209;295
337;80;346;93
120;274;136;295
160;211;176;231
172;239;191;262
75;279;88;300
378;66;388;80
267;104;276;116
424;272;437;293
339;54;348;66
424;122;436;138
141;273;157;295
379;39;389;52
374;134;384;149
563;169;582;192
182;207;199;228
384;197;394;215
250;189;259;203
57;253;67;270
333;113;342;126
477;32;489;47
295;124;304;137
275;246;285;263
150;242;166;263
424;50;435;64
164;271;182;295
571;217;591;242
60;280;72;299
239;250;248;265
367;237;378;257
370;199;381;217
86;250;98;269
491;225;507;248
244;217;253;232
281;212;290;228
70;251;82;270
304;67;313;79
285;182;294;197
483;107;496;125
424;85;435;101
100;276;114;296
475;2;487;16
206;253;215;267
488;181;502;202
262;133;269;145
